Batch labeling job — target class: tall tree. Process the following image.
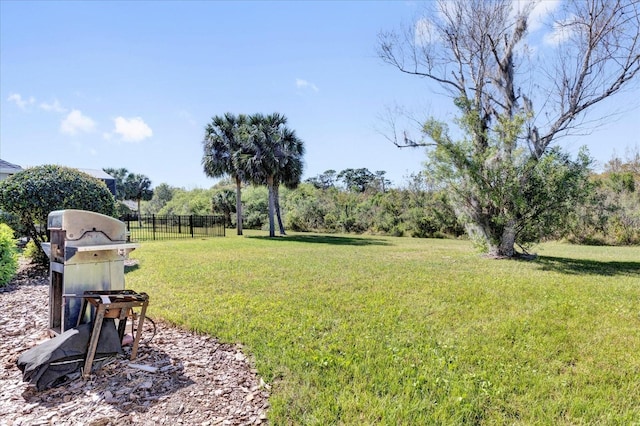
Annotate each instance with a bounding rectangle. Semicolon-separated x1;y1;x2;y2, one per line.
306;169;337;190
338;168;377;193
211;189;236;228
379;0;640;257
374;170;391;193
246;113;305;237
103;167;129;200
202;113;251;235
142;183;175;215
273;146;305;235
124;173;154;218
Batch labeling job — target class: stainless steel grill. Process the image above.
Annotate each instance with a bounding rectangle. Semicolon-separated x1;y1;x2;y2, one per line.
45;209;139;334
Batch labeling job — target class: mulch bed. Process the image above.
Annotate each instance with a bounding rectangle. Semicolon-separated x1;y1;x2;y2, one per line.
0;261;270;425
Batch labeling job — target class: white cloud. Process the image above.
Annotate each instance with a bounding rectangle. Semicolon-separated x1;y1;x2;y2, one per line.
60;109;96;135
113;116;153;142
39;99;67;113
7;93;35;110
296;78;319;92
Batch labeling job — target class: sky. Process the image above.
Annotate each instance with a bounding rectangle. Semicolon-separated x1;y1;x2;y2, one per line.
1;1;639;190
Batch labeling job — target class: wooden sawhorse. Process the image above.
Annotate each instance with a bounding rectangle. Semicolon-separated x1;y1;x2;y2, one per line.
77;290;149;377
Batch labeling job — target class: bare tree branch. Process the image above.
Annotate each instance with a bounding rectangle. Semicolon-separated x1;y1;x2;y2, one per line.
535;0;640;156
375;104;436;148
377;0;640;257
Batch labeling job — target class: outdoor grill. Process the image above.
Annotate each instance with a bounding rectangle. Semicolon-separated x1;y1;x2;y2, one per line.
45;209;139;335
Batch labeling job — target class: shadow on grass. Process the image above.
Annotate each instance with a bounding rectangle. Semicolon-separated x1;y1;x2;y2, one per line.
124;262;140;274
535;255;640;277
248;234;391;246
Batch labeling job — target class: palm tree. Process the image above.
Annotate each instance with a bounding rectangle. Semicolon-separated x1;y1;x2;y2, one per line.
246;113;305;237
202;113;250;235
124;173;153;224
273;141;304;235
103;167;129;200
211;189;236;228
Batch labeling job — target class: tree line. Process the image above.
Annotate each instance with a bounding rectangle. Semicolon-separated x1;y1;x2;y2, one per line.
139;150;640;246
0;152;636;270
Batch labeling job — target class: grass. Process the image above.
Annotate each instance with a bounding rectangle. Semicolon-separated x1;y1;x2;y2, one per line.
124;232;640;425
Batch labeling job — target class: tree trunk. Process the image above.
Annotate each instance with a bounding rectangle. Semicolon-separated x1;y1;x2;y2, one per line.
274;184;286;235
488;220;517;258
267;176;276;237
225;211;232;228
235;176;243;236
25;222;43;255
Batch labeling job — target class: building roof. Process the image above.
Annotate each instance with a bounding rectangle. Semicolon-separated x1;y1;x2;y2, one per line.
0;159;24;174
0;163;116;188
78;168;115;180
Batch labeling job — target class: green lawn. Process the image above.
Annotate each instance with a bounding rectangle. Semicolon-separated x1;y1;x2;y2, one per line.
125;232;640;425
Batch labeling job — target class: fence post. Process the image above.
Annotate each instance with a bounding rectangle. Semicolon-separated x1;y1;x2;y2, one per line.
189;215;194;238
152;214;156;241
124;215;131;241
178;216;182;234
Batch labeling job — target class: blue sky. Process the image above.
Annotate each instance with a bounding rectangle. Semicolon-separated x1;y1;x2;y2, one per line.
1;1;638;189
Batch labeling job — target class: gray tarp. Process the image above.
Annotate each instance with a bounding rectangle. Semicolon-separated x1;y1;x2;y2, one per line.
17;319;123;390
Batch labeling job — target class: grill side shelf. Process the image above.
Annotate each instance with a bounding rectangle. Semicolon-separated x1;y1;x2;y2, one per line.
72;243;140;252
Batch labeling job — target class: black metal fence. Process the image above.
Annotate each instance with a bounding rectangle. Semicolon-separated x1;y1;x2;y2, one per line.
121;214;225;241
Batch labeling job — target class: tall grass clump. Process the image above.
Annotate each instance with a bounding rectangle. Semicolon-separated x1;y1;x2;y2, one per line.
125;232;640;425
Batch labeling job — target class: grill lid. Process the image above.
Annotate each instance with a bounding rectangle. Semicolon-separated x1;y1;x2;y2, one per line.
47;210;127;242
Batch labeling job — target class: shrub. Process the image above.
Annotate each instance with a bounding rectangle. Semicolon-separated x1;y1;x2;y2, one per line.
284;189;328;232
0;210;26;236
24;239;49;266
158;188;215;215
0;223;18;287
115;200;134;217
242;186;268;229
0;165;116;265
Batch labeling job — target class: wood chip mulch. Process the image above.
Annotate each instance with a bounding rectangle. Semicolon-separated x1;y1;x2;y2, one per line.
0;261;270;425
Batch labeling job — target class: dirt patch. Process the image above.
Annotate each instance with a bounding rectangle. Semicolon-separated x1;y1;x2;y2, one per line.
0;261;270;425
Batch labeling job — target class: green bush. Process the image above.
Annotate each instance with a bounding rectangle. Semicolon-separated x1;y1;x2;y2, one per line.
158;188;215;215
24;239;48;266
0;223;18;287
0;165;116;265
242;186;268;229
0;210;26;236
284;186;328;232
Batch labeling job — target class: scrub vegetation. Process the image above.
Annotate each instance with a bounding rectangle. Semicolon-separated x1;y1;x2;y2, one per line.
141;148;640;246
